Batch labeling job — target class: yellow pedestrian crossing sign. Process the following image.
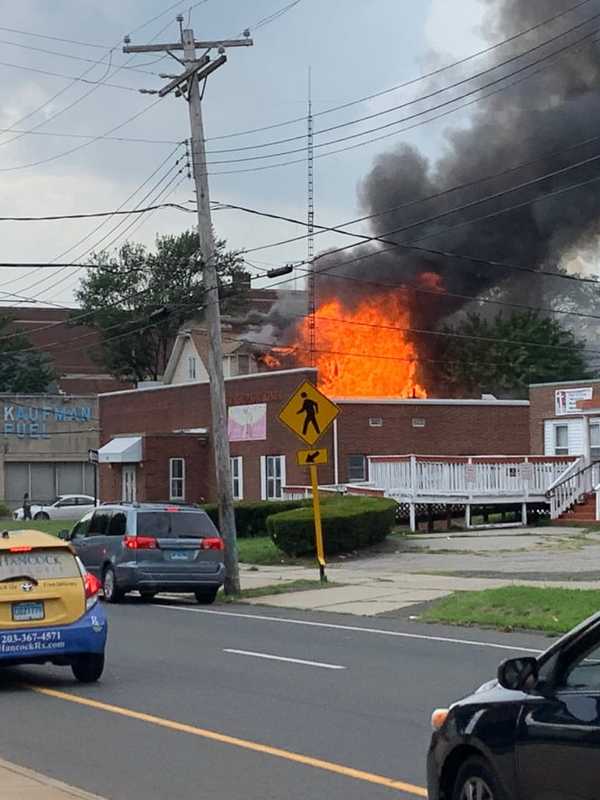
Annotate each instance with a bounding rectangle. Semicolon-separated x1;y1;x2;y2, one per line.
278;380;339;446
297;448;328;466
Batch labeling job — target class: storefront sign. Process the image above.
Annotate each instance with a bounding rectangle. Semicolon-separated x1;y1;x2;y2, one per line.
1;404;94;439
228;403;267;442
555;387;592;416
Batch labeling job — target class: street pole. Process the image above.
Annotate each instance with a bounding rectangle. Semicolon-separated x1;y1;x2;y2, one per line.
124;22;253;595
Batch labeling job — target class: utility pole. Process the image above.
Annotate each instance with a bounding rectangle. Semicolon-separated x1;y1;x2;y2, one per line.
124;20;253;595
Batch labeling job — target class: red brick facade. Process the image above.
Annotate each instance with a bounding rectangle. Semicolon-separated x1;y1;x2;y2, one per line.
529;380;600;453
99;370;531;503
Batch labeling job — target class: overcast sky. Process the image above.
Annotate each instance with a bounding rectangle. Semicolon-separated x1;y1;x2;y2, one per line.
0;0;488;306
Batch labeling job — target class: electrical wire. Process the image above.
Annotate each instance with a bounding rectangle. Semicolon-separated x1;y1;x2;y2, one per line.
206;0;594;142
204;9;600;156
200;21;600;165
0;59;142;92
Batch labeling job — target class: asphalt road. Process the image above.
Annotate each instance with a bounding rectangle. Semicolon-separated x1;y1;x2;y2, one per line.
0;599;553;799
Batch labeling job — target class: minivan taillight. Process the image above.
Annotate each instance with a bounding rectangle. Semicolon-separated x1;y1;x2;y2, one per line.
84;572;102;611
201;537;224;551
123;535;157;550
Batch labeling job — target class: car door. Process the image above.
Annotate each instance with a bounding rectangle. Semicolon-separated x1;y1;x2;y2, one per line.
77;497;96;516
516;626;600;800
53;497;78;520
78;509;110;576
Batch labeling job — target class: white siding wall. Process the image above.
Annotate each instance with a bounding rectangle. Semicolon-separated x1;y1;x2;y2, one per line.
544;418;584;455
170;339;209;385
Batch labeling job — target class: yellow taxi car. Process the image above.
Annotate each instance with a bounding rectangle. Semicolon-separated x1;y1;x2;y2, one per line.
0;529;107;682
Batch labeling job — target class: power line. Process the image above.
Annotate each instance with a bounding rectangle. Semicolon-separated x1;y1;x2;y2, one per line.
201;20;600;165
0;38;163;76
204;10;600;157
201;29;600;175
0;146;185;296
0;199;192;222
205;0;593;142
226;130;600;255
0;58;142;92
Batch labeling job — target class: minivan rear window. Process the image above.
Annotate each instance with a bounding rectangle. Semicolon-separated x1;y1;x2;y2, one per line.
136;512;218;539
0;549;79;582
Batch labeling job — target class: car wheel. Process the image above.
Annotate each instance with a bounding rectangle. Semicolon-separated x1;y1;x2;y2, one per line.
139;591;156;602
452;757;506;800
195;588;218;605
71;653;104;683
34;512;49;521
102;566;124;603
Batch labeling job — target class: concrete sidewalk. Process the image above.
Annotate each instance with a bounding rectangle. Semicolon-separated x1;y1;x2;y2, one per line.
0;758;105;800
237;525;600;616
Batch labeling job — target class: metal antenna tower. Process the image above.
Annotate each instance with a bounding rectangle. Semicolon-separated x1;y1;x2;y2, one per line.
307;66;316;367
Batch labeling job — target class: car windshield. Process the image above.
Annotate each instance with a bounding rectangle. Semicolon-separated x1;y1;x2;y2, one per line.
0;549;80;581
136;511;218;539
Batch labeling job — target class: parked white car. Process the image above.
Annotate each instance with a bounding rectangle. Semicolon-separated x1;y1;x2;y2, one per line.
13;494;96;521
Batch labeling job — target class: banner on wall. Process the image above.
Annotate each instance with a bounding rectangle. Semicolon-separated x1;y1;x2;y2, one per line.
228;403;267;442
555;387;592;416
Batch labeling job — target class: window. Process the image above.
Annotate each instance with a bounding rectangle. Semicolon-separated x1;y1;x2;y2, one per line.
554;425;569;456
412;418;426;428
264;455;285;500
369;417;383;427
237;354;251;375
136;511;217;539
71;512;93;540
561;639;600;691
108;512;127;537
169;458;185;501
348;455;367;482
591;424;600;461
231;456;243;501
88;510;109;536
187;356;197;381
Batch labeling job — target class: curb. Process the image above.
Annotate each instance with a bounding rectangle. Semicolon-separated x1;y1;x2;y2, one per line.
0;757;107;799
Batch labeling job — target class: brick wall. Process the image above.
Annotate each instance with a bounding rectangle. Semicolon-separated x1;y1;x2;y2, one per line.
337;401;530;482
99;371;532;502
529;380;600;453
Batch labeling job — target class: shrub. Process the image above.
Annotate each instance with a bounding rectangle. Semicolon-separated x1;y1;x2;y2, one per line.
0;501;11;519
201;500;309;538
267;496;397;557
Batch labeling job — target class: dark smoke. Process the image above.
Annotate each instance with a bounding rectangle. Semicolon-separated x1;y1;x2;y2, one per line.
254;0;600;382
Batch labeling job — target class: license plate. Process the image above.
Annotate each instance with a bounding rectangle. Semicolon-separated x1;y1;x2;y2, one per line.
167;550;194;562
12;601;45;622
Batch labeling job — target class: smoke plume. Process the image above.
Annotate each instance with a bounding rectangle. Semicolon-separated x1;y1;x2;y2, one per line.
258;0;600;380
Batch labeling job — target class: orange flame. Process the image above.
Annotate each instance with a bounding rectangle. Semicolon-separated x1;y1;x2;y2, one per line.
273;291;428;398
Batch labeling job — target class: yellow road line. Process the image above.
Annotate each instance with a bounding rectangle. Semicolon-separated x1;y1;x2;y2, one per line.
30;685;427;797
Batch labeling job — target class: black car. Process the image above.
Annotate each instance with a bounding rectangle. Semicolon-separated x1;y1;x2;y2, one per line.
428;612;600;800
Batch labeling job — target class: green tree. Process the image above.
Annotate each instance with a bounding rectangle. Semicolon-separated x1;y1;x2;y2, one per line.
75;230;249;382
439;311;592;398
0;316;56;393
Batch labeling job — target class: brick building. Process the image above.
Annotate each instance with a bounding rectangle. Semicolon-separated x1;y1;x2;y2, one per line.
98;368;531;504
529;378;600;457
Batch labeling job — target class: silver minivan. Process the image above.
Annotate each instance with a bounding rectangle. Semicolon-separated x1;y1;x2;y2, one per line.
63;503;225;604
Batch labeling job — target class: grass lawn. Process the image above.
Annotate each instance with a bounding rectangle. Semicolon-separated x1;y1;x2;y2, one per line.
237;536;304;565
218;579;331;603
422;586;600;634
0;518;75;537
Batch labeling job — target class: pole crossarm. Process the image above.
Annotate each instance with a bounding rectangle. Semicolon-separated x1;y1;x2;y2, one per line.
157;55;210;97
123;38;253;54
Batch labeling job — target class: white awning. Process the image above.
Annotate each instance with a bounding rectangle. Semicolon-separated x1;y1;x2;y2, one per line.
98;436;142;464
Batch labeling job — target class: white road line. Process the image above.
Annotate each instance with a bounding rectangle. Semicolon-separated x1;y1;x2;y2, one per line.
224;648;346;670
156;605;543;654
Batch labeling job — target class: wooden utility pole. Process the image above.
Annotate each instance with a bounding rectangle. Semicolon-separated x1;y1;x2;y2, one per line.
124;20;253;595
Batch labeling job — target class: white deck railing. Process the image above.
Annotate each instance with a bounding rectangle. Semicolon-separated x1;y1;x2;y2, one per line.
368;454;576;500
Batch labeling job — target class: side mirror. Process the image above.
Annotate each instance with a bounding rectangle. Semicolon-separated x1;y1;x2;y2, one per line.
498;657;539;692
58;529;71;541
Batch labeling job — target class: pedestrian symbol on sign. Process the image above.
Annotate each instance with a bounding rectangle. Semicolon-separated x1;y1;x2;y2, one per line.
298;392;320;437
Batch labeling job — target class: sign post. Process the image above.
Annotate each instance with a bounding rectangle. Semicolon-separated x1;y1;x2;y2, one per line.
278;381;339;583
88;449;99;507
